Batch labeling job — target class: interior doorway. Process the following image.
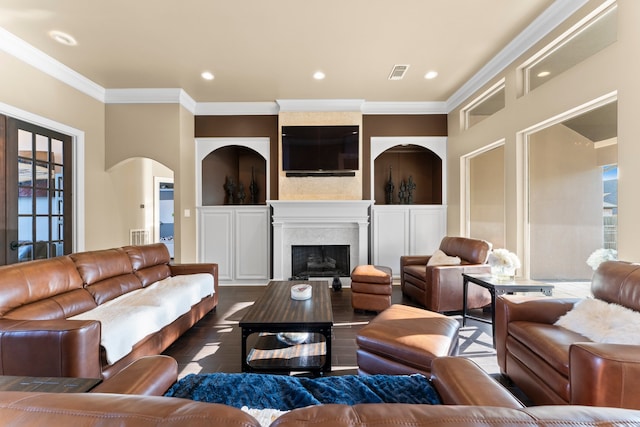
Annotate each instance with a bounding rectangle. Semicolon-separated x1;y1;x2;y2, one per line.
154;177;174;259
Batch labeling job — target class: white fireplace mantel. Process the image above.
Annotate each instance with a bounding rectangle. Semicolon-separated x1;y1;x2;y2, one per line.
269;200;372;281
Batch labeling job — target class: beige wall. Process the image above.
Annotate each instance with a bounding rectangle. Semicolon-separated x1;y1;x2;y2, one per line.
176;106;196;262
470;145;505;249
105;104;196;262
0;51;115;251
447;0;637;276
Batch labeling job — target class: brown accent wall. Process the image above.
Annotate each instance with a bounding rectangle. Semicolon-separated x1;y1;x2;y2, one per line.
195;114;446;201
195;115;279;200
362;115;447;199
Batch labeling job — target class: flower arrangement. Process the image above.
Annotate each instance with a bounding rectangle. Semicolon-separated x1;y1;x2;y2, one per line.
488;249;521;280
586;248;617;270
488;248;521;269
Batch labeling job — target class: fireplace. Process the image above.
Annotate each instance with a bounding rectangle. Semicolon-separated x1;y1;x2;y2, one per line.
270;200;372;282
291;245;350;279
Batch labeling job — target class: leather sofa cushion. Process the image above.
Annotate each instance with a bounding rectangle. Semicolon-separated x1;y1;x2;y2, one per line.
4;289;97;320
71;248;134;285
271;403;640;427
0;256;84;317
351;265;392;284
356;304;459;372
509;321;590;377
592;261;640;311
72;248;143;305
0;391;261;427
124;244;172;287
439;236;491;264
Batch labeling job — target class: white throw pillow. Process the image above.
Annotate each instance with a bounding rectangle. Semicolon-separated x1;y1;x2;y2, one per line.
427;249;461;267
554;298;640;345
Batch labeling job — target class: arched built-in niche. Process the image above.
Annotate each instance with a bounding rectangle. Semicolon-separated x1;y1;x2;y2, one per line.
196;138;270;206
370;137;446;205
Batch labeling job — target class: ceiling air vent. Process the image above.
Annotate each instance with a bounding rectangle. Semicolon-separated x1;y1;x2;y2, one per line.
388;64;410;80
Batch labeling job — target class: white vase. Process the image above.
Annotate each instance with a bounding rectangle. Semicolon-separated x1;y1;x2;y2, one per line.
491;265;515;281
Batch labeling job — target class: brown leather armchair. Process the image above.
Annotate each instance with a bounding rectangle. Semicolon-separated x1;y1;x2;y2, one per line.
495;260;640;408
400;236;492;313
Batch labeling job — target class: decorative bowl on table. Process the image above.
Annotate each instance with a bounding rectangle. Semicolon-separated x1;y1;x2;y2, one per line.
291;284;312;300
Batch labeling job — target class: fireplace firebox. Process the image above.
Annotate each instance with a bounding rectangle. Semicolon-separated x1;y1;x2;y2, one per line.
291;245;350;279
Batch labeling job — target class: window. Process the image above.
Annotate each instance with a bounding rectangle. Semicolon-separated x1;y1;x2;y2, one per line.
522;2;617;93
526;100;617;280
462;80;505;129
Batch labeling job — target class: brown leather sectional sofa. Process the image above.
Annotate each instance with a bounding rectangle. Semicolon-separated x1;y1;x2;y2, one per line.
2;356;640;426
0;243;218;379
496;260;640;409
401;236;492;312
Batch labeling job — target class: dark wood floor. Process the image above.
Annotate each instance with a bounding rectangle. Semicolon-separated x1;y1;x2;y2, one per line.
163;284;497;378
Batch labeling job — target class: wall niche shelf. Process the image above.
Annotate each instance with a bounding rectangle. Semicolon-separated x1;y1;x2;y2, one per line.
196;138;271;283
370;136;448;277
370;136;447;206
197;138;270;206
374;145;442;205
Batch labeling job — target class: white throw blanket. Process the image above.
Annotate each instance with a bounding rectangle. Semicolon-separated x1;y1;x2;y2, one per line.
71;273;214;364
554;298;640;345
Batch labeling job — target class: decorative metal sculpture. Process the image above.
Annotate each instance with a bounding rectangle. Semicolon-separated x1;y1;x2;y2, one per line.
406;175;416;204
224;176;236;205
249;166;259;204
398;179;407;204
237;182;246;205
385;167;395;204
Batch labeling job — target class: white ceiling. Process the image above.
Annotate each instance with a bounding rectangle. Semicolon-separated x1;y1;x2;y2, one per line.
0;0;581;108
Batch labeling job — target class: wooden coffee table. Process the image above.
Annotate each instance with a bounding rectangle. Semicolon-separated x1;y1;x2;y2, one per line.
239;280;333;375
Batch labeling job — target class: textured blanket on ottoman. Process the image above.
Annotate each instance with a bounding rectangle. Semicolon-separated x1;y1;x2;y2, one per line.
164;372;440;411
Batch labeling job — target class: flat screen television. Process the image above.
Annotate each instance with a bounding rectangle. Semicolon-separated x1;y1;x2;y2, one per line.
281;125;359;174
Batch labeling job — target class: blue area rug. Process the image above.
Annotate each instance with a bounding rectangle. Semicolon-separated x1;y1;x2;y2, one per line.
165;373;441;410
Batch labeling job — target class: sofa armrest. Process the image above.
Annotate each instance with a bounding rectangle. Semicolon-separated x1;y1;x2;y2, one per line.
170;262;217;277
170;263;218;292
400;255;431;267
0;319;102;378
90;355;178;396
495;295;579;373
400;256;430;290
430;357;524;408
570;343;640;409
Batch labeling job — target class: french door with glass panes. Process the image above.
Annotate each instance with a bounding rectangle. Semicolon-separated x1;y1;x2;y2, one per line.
2;116;72;265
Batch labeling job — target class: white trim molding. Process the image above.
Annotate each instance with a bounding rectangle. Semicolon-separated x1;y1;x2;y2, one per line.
277;99;365;112
362;102;447;115
446;0;589;112
195;102;279;116
104;88;197;113
0;27;105;102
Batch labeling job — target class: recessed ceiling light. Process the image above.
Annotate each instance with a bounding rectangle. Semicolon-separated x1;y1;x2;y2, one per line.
313;71;326;80
201;71;215;80
537;71;551;78
49;30;77;46
424;70;438;79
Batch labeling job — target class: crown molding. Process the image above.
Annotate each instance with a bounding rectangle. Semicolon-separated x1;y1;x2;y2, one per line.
0;27;106;102
277;99;365;112
362;101;447;115
1;0;588;115
195;102;279;116
445;0;589;112
104;88;196;113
